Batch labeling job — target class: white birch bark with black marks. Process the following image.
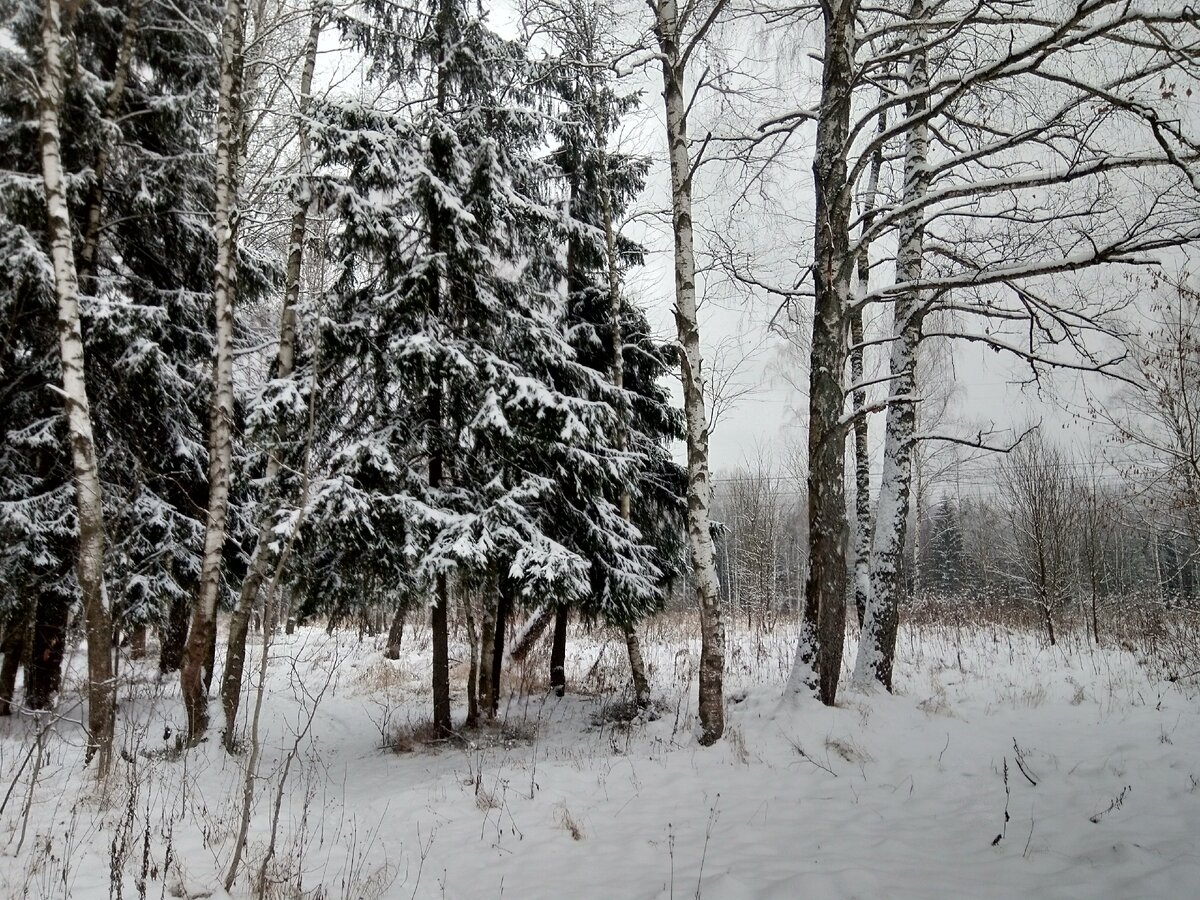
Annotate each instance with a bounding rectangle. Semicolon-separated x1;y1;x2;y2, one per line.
183;0;245;742
38;0;116;772
220;5;322;750
650;0;726;743
853;0;930;691
850;92;888;629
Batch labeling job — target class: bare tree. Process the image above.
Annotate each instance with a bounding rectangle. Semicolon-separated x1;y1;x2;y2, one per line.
998;433;1077;645
647;0;730;743
220;0;324;752
759;0;1200;699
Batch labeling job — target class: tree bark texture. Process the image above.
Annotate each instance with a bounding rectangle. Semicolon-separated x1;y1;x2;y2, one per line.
853;0;929;692
849;90;888;631
490;578;510;716
385;604;406;660
159;591;189;673
478;585;497;714
25;588;70;711
653;0;724;743
38;0;117;769
0;612;25;716
550;603;568;697
788;0;855;708
183;0;244;743
220;6;321;750
431;575;451;735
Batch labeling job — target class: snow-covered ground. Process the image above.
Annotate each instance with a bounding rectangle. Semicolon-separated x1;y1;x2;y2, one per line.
0;615;1197;899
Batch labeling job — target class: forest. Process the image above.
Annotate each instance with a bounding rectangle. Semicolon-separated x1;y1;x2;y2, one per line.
1;0;1199;896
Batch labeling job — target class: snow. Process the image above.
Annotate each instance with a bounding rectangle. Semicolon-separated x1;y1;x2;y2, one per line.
1;617;1198;898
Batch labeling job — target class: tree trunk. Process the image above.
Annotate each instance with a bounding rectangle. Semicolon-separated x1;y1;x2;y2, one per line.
464;592;479;727
431;575;451;736
550;603;568;697
385;605;406;660
38;0;117;770
654;0;725;744
595;84;653;710
0;613;25;716
183;0;244;743
130;625;147;660
478;585;497;714
853;3;929;693
622;621;650;707
159;592;189;673
507;603;552;662
853;311;920;690
426;0;453;739
850;309;871;631
849;91;888;630
490;578;510;716
788;0;855;708
25;588;71;711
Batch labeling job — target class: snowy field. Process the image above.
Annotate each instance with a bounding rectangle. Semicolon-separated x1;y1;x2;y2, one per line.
0;615;1197;899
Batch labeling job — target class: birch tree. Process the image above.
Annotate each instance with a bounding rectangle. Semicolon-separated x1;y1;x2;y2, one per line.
183;0;246;741
783;0;856;707
754;0;1200;701
220;1;323;751
647;0;729;744
36;0;116;769
851;0;1200;690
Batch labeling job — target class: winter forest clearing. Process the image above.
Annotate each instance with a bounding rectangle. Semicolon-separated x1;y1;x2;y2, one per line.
4;0;1200;895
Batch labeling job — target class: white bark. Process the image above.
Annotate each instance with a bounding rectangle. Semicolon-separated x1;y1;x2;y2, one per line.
183;0;245;741
221;3;322;749
853;0;930;691
38;0;116;772
850;89;888;629
652;0;726;743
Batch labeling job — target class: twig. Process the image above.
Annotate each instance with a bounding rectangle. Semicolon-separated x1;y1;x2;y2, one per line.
786;735;837;777
992;758;1010;846
694;796;720;899
1012;738;1039;787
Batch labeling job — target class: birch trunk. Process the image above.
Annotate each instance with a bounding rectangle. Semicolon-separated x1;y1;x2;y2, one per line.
220;6;321;750
853;0;930;691
787;0;855;707
38;0;116;769
653;0;724;744
596;103;651;709
183;0;244;742
507;603;551;662
850;95;888;629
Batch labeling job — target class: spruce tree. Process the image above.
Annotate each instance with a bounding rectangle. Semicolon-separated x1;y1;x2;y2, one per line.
302;0;667;733
543;27;687;700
